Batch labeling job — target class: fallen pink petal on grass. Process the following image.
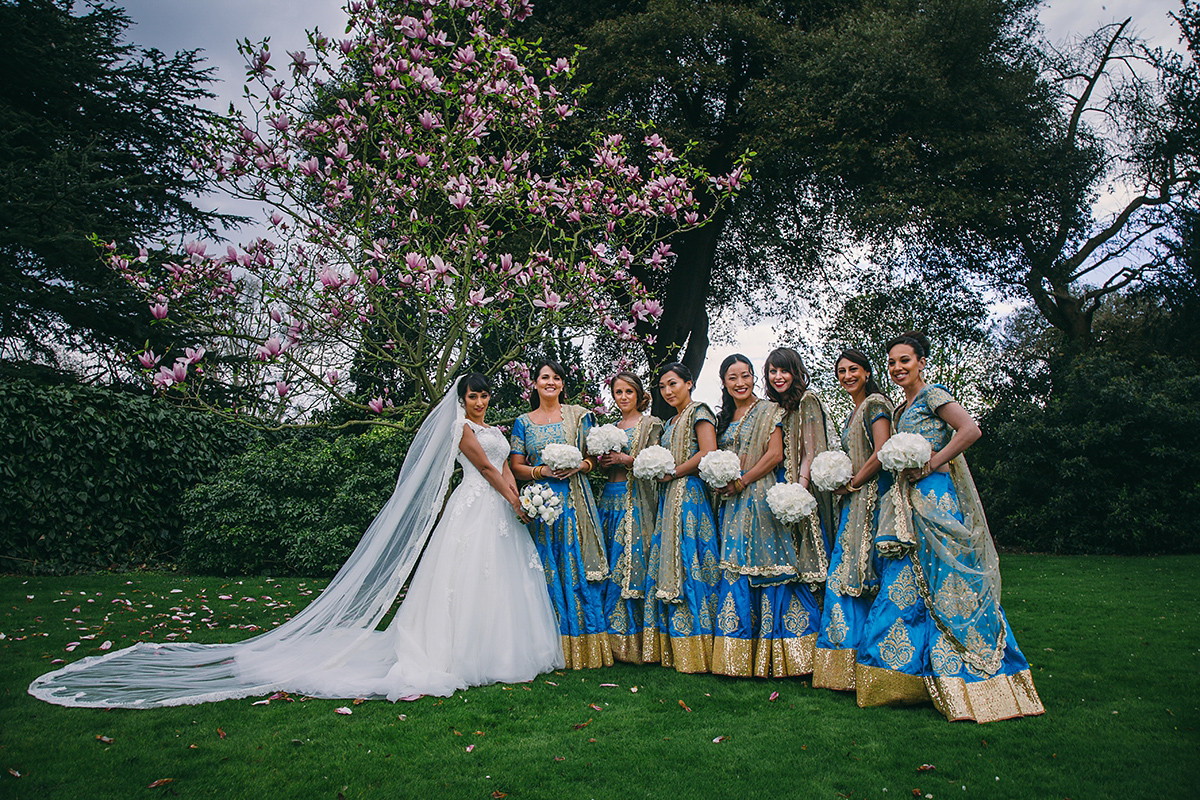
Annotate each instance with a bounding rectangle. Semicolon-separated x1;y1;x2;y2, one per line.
713;735;728;743
334;707;353;715
465;744;475;752
769;691;779;702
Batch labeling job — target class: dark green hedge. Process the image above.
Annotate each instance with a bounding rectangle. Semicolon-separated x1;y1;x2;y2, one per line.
974;353;1200;554
0;379;255;573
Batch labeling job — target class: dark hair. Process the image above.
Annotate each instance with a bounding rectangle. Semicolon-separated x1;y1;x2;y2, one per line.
610;371;650;413
715;353;754;436
655;362;694;409
529;359;567;410
457;372;492;400
764;347;810;412
834;349;885;398
885;331;931;361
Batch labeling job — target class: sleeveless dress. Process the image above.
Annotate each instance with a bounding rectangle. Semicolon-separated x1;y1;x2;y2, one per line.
510;412;614;669
364;420;565;697
855;386;1044;722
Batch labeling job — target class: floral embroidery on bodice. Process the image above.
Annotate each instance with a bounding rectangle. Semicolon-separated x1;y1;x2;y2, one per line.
459;421;508;483
896;385;955;452
509;417;567;467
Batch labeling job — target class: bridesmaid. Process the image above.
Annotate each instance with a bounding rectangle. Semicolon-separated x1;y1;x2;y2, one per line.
709;355;818;678
596;372;662;663
812;349;893;691
856;333;1044;722
642;362;721;672
510;359;614;669
762;347;836;675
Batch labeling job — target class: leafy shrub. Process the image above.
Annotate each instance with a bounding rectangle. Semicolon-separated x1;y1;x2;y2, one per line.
0;379;254;573
974;353;1200;554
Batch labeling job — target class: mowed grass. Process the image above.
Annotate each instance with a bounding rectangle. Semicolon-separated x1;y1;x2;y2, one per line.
1;555;1197;800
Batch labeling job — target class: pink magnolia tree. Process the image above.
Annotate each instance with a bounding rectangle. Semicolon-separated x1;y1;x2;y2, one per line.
109;0;745;427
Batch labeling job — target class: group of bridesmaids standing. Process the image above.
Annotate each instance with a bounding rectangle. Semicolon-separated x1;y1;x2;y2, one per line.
506;333;1044;724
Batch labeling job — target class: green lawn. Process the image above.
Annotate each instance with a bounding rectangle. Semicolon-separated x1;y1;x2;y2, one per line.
1;555;1197;799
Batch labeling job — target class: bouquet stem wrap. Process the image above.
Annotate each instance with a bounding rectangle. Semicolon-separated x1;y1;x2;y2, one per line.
613;415;663;600
780;390;835;584
563;404;609;581
655;401;712;603
828;393;893;598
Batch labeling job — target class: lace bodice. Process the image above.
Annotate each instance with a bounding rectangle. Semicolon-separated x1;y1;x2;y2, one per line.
458;421;509;478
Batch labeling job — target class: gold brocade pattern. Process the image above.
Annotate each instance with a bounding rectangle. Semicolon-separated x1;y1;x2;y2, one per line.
717;594;738;634
855;663;930;707
667;634;713;674
673;604;694;636
825;602;849;647
935;573;979;619
701;550;719;586
688;551;702;582
880;619;915;670
713;635;752;676
925;669;1044;723
561;634;614;670
924;486;960;516
756;633;815;677
930;635;963;675
782;595;810;635
812;647;856;690
608;633;641;664
759;593;775;633
609;600;629;631
888;565;919;610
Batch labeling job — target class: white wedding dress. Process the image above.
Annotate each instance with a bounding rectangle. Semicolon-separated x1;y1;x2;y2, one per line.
30;386;564;707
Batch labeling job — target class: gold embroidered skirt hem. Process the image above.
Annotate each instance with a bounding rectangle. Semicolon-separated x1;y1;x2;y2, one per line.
608;633;642;664
812;646;857;690
855;663;930;707
561;634;613;670
711;634;814;678
658;633;713;673
925;669;1045;723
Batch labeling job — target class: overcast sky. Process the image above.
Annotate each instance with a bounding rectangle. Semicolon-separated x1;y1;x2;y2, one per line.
113;0;1188;404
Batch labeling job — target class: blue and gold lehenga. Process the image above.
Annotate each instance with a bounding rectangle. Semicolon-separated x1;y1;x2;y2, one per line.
510;406;613;670
813;393;893;691
599;416;662;663
711;399;822;677
855;385;1044;722
642;402;721;673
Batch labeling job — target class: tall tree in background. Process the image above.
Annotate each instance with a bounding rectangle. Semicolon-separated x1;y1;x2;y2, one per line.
0;0;235;382
527;0;1059;376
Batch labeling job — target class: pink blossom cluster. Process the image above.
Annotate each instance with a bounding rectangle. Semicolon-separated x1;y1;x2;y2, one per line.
110;0;746;422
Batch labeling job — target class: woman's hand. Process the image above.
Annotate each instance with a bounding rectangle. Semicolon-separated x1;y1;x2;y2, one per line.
901;458;934;483
716;477;744;497
598;451;632;468
511;500;530;524
657;469;676;483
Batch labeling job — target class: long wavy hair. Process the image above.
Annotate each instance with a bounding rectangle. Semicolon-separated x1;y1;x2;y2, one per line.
528;359;567;410
715;353;754;436
834;349;885;399
764;347;810;413
610;371;650;413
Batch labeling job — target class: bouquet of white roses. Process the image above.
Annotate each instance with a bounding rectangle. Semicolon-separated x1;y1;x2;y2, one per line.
810;450;854;492
879;432;932;472
519;483;563;525
766;482;817;525
541;443;584;471
698;449;742;488
632;445;675;480
586;424;626;455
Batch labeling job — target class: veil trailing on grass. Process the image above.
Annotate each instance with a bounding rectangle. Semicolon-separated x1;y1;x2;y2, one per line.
29;381;465;708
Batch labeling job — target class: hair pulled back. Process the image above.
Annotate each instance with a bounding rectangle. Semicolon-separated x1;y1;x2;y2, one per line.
834;349;885;399
610;371;650;413
885;331;931;361
457;372;492;401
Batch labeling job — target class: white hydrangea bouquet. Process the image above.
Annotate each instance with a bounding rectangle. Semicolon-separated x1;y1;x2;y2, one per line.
879;432;932;472
810;450;854;492
586;424;626;455
698;449;741;488
519;483;563;525
766;482;818;525
541;442;584;471
632;444;675;480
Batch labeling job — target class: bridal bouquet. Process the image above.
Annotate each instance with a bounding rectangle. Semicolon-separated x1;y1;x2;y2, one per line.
810;450;854;492
766;482;817;525
698;449;741;488
632;445;675;480
519;483;563;525
879;433;932;472
586;424;626;455
541;443;584;471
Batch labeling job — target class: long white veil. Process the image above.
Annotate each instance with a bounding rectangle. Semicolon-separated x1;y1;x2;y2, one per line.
29;381;465;708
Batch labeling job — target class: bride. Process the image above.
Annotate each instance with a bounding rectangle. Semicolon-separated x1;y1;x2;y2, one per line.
29;374;564;707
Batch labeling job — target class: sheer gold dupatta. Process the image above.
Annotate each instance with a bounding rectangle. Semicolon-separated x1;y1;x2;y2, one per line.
780;390;834;584
562;404;609;581
828;393;893;598
655;401;712;603
613;415;663;599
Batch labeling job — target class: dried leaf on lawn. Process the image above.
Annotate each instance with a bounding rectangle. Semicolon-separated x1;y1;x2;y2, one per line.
572;718;592;730
147;778;175;788
217;727;227;739
678;700;692;712
95;735;113;744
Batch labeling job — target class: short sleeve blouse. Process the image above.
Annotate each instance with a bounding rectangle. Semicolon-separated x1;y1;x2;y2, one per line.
895;384;956;451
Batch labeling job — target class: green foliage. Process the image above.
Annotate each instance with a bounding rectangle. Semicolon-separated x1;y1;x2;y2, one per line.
975;352;1200;554
178;426;416;576
0;379;254;573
